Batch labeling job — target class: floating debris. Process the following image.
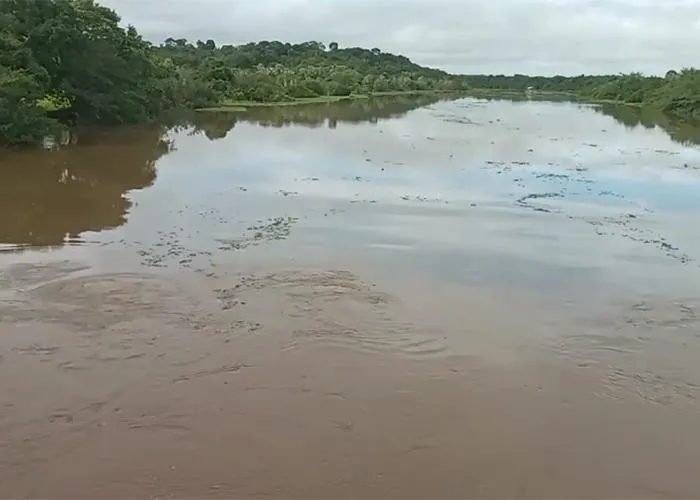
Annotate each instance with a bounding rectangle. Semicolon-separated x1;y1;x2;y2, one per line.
278;190;298;197
516;192;564;213
217;216;298;251
534;172;570;181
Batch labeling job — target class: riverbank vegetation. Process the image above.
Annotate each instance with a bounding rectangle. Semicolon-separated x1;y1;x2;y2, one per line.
0;0;464;146
2;0;699;147
463;71;700;122
154;39;465;107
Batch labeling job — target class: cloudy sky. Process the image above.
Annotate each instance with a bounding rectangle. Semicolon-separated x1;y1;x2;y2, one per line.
101;0;700;76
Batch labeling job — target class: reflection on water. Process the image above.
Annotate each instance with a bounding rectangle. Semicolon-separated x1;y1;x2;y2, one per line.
241;94;448;128
2;95;700;260
186;112;239;141
186;94;448;140
470;92;700;147
3;95;700;498
595;102;700;146
0;126;171;249
0;96;450;249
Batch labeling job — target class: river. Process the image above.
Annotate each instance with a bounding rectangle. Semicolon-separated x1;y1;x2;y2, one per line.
2;95;700;498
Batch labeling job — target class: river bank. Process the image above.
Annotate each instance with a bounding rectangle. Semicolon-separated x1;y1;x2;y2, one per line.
196;90;465;112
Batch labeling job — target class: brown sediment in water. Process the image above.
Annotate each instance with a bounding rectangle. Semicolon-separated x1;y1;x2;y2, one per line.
3;97;700;498
1;261;700;499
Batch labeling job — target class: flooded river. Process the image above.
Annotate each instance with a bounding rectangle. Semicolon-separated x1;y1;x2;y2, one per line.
2;95;700;498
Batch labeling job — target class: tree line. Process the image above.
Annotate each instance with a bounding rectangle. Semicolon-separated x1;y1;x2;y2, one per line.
1;0;699;147
0;0;465;146
155;39;466;105
463;71;700;122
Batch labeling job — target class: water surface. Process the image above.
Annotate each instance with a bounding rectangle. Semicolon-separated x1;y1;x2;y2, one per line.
2;95;700;498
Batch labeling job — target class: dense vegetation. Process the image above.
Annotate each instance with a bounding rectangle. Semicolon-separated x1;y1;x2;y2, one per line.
154;39;465;106
1;0;699;147
0;0;464;146
1;0;186;145
464;70;700;121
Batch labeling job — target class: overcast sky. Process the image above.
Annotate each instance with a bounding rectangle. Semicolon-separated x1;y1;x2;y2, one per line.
101;0;700;76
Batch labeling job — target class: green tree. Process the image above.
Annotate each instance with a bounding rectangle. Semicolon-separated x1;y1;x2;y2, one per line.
4;0;176;124
0;68;57;145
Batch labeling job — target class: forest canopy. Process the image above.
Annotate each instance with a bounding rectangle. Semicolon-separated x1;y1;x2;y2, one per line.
1;0;699;146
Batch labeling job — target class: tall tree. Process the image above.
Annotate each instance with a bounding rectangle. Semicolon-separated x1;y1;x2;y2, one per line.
3;0;175;124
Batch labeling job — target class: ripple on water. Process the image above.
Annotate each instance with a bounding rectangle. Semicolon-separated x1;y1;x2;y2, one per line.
211;269;449;359
545;297;700;407
0;260;91;289
0;267;205;333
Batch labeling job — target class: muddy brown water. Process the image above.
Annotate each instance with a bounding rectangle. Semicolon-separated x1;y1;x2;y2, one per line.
2;96;700;498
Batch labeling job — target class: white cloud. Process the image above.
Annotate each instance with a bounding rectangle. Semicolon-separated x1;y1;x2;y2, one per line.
101;0;700;75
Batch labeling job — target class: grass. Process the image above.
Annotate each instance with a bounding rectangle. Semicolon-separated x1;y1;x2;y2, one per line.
197;88;643;114
585;98;643;107
466;88;577;98
369;89;458;97
195;105;249;112
197;95;360;112
195;90;459;112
